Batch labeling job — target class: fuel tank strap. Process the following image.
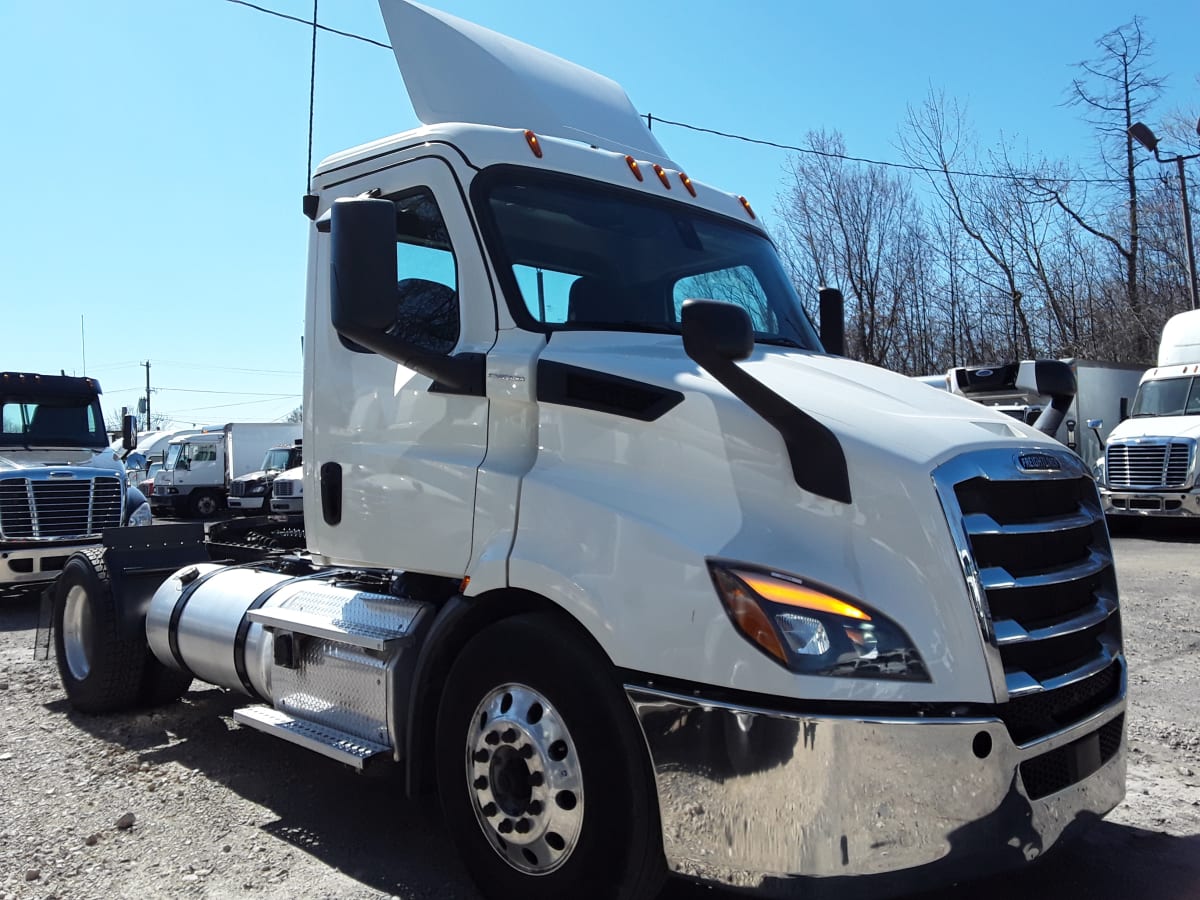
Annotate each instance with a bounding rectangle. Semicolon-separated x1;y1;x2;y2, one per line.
232;569;340;701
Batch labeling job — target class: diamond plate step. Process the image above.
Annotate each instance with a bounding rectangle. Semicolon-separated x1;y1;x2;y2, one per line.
247;606;411;651
233;705;391;770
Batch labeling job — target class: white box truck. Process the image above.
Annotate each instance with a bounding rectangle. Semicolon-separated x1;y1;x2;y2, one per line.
151;423;301;518
0;372;149;592
47;4;1126;898
1097;309;1200;517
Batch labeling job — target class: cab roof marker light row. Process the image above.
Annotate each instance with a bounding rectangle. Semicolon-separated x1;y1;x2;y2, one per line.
625;155;644;182
738;195;757;220
708;561;930;681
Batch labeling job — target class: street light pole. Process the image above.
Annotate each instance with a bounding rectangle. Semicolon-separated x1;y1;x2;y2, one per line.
1129;119;1200;311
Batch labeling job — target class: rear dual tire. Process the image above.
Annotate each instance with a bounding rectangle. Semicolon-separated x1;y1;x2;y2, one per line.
53;549;192;714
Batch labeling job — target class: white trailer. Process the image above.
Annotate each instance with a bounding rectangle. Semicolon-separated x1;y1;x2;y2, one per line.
151;423;301;517
48;4;1126;898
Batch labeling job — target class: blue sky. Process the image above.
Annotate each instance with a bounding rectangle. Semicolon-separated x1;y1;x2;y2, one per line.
1;1;1196;427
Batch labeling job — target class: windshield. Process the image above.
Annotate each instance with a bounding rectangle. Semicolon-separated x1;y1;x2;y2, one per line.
0;392;106;448
1130;377;1200;417
263;447;295;471
164;443;184;470
478;170;822;349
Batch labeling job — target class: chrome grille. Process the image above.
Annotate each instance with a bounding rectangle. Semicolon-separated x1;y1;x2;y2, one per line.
0;475;122;539
273;480;295;497
229;481;246;497
934;449;1123;745
1105;439;1194;489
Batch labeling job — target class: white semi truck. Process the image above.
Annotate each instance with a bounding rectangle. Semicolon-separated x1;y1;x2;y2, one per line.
1097;309;1200;517
0;372;149;593
227;438;303;514
151;422;301;517
49;3;1126;898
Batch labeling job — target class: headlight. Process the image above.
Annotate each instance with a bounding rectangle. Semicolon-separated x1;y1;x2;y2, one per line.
1092;456;1106;484
708;561;929;681
248;484;267;495
127;501;153;527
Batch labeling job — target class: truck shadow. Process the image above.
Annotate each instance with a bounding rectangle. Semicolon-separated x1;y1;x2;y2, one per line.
1108;518;1200;543
45;685;1200;900
47;684;479;898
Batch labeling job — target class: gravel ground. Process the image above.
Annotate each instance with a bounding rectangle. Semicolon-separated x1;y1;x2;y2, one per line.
1;524;1198;900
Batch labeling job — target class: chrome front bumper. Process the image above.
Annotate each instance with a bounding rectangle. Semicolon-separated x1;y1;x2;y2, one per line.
1100;487;1200;517
0;539;98;586
627;683;1126;897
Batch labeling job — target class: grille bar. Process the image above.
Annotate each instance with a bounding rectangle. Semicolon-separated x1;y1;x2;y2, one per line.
963;507;1095;536
979;549;1108;591
993;592;1118;646
1006;637;1119;698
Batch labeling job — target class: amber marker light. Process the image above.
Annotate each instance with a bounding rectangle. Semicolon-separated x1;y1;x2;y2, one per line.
712;568;788;664
738;195;757;219
652;164;671;189
524;130;543;158
736;571;871;621
625;155;644;181
678;172;697;197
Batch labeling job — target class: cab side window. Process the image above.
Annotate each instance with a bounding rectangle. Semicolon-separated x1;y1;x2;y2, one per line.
338;188;460;356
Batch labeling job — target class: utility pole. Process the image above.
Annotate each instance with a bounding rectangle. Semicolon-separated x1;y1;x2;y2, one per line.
142;360;152;430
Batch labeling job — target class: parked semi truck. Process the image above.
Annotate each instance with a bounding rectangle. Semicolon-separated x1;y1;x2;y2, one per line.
1097;309;1200;517
151;423;301;517
227;438;303;514
49;3;1126;898
268;464;303;514
0;372;148;592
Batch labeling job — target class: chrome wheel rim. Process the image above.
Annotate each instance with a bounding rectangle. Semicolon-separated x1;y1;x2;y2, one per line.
466;682;584;875
62;585;93;680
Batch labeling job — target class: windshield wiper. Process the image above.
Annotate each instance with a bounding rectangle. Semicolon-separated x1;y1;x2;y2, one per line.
755;336;805;349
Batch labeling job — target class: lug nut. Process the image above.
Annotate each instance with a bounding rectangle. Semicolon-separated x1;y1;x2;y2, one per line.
501;728;518;743
474;776;488;790
482;802;498;817
499;819;514;834
527;800;543;815
528;771;544;787
484;731;500;745
473;749;490;763
519;745;534;759
515;818;532;834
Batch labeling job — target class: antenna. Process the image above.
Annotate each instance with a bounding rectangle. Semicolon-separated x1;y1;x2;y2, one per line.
81;315;87;375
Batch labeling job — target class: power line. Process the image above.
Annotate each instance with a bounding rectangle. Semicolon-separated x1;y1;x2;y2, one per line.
219;0;1135;188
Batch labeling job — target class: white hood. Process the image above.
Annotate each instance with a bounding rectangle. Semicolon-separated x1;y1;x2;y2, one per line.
0;447;124;473
1107;415;1200;441
377;0;675;168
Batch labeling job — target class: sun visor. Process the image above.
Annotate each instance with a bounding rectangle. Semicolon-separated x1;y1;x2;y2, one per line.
378;0;676;169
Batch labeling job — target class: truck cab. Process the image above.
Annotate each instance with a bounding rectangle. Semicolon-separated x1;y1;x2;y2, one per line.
227;439;302;514
1098;310;1200;517
47;3;1126;898
0;371;149;591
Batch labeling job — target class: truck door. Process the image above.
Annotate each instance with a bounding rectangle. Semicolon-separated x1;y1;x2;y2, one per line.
308;156;494;576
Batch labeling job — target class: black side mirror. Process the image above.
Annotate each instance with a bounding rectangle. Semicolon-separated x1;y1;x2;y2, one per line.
121;414;138;451
329;197;483;394
681;299;753;362
1016;360;1077;438
818;287;845;357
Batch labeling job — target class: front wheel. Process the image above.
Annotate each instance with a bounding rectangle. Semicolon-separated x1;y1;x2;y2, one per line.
435;614;665;900
188;490;221;518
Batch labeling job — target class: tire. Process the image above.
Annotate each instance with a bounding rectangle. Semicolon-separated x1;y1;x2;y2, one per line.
435;614;665;900
188;490;221;518
52;549;148;714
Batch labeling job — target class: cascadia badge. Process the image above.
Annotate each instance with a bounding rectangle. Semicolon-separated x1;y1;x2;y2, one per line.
1017;452;1062;472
